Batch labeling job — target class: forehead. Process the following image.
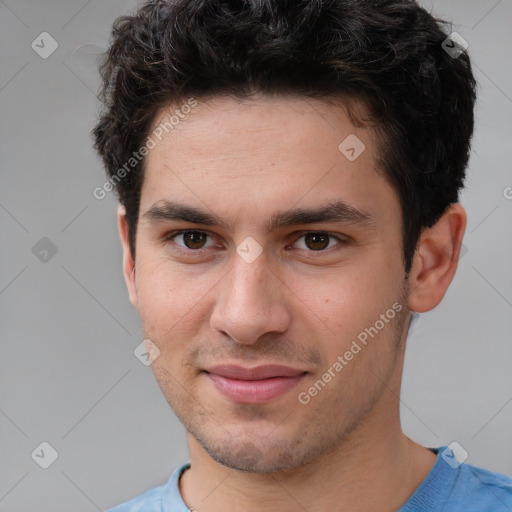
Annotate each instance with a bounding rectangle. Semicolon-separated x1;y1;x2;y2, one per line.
140;95;398;229
149;93;374;154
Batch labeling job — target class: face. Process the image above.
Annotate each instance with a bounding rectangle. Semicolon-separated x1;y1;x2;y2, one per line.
125;95;411;473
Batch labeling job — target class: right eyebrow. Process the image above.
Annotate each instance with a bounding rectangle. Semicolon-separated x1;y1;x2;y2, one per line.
141;201;233;231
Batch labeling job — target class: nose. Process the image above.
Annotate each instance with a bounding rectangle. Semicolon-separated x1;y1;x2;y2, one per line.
210;251;292;345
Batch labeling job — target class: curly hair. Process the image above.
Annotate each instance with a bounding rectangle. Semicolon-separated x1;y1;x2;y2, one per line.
92;0;477;274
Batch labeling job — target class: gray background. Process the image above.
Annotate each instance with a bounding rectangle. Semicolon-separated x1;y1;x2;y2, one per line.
1;0;511;510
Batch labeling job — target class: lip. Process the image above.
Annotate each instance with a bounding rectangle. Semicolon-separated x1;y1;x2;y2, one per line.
204;364;307;404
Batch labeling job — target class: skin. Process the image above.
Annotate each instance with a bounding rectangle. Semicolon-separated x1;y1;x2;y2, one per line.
118;94;467;511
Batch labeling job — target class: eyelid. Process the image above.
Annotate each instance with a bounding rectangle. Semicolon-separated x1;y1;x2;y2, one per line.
162;229;219;251
290;230;349;245
299;230;348;239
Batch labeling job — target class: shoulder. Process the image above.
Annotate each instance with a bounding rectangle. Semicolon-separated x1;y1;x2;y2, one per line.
401;447;512;512
105;484;164;512
104;463;191;512
452;462;512;510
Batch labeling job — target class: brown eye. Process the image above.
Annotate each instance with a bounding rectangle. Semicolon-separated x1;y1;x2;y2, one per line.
182;231;208;249
291;232;343;252
304;233;330;250
169;230;215;251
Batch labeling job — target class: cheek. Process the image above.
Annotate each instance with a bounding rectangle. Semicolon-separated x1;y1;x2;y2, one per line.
296;287;406;413
297;263;399;332
292;265;405;381
134;254;218;338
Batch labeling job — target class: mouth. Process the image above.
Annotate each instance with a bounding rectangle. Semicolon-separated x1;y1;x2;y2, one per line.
203;364;307;404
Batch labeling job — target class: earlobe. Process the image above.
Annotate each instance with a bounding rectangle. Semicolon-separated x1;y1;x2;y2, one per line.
118;205;138;308
407;203;467;313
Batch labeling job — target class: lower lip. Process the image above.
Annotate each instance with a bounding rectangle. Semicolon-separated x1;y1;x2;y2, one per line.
205;372;305;404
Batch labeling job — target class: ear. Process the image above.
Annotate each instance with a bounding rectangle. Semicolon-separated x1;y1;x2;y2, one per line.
118;204;138;308
407;203;467;313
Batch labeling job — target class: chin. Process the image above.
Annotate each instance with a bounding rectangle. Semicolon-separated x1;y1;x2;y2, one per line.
207;444;301;473
191;424;332;474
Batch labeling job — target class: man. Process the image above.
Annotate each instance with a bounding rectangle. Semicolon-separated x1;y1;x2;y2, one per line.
93;0;512;510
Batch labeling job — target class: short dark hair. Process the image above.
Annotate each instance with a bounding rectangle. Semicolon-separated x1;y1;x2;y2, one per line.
92;0;476;274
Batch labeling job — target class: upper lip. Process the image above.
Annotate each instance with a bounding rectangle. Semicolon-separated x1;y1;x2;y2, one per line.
204;364;306;380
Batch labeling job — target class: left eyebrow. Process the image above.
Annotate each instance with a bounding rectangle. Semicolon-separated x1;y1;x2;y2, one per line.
265;200;376;231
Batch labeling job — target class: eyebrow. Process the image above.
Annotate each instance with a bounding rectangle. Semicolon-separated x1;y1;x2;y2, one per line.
141;200;375;232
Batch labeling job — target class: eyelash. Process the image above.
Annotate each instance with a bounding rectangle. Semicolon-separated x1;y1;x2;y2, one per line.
162;230;349;255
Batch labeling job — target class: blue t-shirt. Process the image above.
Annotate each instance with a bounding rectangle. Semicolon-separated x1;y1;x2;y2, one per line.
106;446;512;511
